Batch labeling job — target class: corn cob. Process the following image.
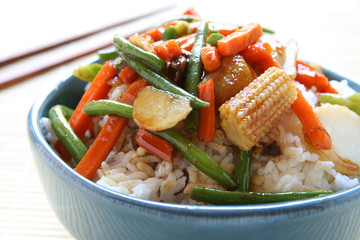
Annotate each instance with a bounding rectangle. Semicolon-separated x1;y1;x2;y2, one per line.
219;67;298;151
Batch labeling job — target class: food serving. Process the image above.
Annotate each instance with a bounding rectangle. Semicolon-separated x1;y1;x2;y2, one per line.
41;8;360;205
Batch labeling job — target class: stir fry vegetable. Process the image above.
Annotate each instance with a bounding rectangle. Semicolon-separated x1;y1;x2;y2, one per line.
47;8;360;205
73;63;102;82
219;67;298;151
75;79;148;179
49;105;87;164
233;148;252;192
54;61;117;161
190;187;332;205
319;93;360;115
113;35;167;72
81;98;235;188
117;51;209;108
184;20;209;132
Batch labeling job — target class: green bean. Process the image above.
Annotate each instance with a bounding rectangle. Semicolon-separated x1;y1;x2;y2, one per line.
233;148;252;192
207;33;224;46
73;63;102;82
97;48;118;61
190;187;333;205
162;26;177;40
155;129;236;189
185;20;208;95
118;52;209;109
261;27;275;34
319;93;360;115
49;105;87;164
80;101;234;189
113;35;167;72
83;100;133;119
184;20;209;132
184;110;200;133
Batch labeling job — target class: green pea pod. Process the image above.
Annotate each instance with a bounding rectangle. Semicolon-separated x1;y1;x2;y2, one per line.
118;52;209;109
49;105;87;164
319;93;360;115
184;20;209;132
155;129;236;189
83;100;133;119
113;35;166;72
97;48;119;61
233;148;252;192
190;187;333;205
73;63;102;82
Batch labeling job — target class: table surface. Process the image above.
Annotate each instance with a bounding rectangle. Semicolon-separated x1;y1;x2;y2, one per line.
1;0;360;239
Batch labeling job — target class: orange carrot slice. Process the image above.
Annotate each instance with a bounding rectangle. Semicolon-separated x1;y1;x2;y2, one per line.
154;39;182;62
198;79;216;142
295;60;338;94
217;23;263;56
177;33;196;51
118;66;138;84
201;46;221;72
291;88;332;150
135;128;174;163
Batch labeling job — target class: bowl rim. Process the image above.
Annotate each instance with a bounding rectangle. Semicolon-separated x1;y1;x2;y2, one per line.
28;63;360;222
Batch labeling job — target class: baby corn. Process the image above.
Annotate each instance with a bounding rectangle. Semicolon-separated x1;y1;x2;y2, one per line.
219;67;298;150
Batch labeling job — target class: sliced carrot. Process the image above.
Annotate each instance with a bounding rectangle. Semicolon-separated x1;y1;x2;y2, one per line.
75;79;149;179
322;84;339;94
201;46;221;72
135;128;174;163
217;26;239;36
142;28;163;42
198;79;216;142
291;88;332;150
240;42;281;71
295;60;338;93
75;116;128;179
177;33;196;51
183;7;200;16
121;78;150;104
153;39;182;62
69;61;116;137
118;66;138;84
55;61;116;161
217;23;263;56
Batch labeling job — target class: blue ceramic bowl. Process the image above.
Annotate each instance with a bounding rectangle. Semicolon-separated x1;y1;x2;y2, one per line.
28;67;360;240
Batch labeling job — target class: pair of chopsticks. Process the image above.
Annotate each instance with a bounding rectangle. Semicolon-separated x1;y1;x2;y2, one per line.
0;4;177;89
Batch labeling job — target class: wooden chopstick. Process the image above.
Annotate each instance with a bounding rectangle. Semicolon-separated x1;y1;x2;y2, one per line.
0;4;174;67
0;41;112;89
0;4;177;90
